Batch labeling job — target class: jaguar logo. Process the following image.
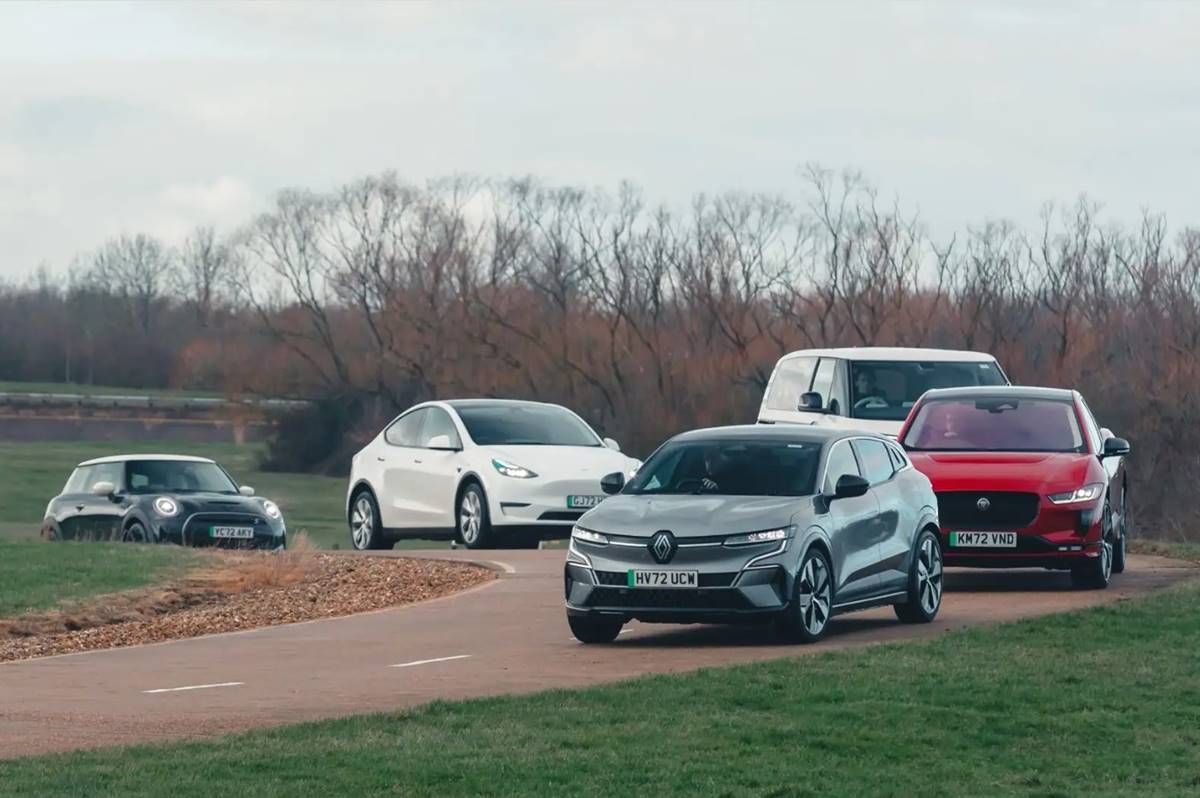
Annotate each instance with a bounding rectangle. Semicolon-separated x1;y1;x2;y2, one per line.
976;497;991;512
649;530;676;564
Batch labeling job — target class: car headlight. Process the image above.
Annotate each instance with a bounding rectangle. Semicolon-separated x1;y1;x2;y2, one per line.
571;525;608;545
1048;483;1104;505
153;497;179;517
492;458;538;479
262;500;281;520
724;526;793;547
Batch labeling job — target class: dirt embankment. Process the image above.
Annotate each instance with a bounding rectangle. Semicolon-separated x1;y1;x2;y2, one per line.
0;547;494;662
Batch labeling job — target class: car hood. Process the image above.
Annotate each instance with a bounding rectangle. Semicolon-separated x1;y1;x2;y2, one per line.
906;451;1097;494
482;445;635;477
579;494;806;539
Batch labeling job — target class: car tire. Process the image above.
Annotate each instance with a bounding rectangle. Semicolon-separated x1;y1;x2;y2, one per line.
776;546;834;644
1071;501;1114;589
894;529;943;624
1112;490;1129;575
458;483;494;549
122;520;153;544
349;489;391;551
41;521;63;542
568;614;623;644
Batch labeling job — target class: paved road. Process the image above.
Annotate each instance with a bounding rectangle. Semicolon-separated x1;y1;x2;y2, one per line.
0;552;1193;759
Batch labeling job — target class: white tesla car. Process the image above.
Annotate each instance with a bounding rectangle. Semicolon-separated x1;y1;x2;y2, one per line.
346;399;641;549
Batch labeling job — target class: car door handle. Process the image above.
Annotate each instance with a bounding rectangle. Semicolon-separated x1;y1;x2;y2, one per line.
376;457;386;462
413;458;424;464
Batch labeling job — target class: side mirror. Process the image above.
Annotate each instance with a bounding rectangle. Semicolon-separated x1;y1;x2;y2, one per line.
603;437;621;452
799;392;824;412
1099;427;1114;440
1101;437;1130;458
600;471;625;495
239;485;255;497
90;481;115;497
426;435;460;451
831;474;870;500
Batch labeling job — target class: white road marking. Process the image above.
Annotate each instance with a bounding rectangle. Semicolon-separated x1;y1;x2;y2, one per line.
390;654;472;669
143;681;243;694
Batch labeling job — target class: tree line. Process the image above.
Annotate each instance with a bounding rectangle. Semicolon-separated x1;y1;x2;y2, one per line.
2;169;1198;536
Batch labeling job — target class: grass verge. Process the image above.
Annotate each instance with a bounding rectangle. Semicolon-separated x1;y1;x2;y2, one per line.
3;576;1199;795
0;380;219;399
0;539;201;617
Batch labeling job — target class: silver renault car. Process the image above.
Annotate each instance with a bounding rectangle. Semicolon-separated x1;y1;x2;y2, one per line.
564;425;944;643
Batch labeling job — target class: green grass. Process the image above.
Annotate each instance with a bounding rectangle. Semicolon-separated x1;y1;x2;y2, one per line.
0;380;219;399
0;539;201;617
4;578;1199;795
0;441;352;549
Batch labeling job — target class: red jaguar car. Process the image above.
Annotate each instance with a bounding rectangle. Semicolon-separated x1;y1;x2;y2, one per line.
898;386;1130;588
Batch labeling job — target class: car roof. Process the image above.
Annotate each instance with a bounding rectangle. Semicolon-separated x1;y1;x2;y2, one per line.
76;454;217;467
777;346;997;363
919;385;1076;402
671;424;889;445
443;398;565;410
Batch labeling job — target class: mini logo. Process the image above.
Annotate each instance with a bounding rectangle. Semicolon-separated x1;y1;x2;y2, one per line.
976;497;991;512
649;530;676;564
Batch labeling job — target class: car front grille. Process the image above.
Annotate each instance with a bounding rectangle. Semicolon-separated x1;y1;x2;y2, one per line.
585;586;751;611
937;491;1040;529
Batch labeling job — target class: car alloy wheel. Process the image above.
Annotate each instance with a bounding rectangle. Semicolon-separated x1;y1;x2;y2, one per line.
795;551;832;640
351;494;375;550
122;521;150;544
1072;501;1114;589
917;536;943;615
460;491;482;545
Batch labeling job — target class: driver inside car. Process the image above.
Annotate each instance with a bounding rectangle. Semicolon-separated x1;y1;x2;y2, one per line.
853;367;888;409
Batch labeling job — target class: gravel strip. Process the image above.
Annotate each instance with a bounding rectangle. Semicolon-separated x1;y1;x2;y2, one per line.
0;553;495;663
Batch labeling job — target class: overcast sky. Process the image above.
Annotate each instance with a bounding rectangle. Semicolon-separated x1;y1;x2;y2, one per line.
1;0;1197;278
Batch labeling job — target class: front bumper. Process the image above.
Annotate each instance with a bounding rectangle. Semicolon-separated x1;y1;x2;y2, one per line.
160;512;287;550
563;536;792;623
488;475;618;532
940;502;1104;569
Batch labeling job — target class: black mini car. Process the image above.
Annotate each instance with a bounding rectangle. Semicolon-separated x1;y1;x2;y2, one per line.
41;454;287;549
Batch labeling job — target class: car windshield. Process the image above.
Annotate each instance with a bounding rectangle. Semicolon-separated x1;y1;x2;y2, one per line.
849;360;1007;421
624;439;821;497
454;403;600;447
902;397;1085;453
125;460;239;494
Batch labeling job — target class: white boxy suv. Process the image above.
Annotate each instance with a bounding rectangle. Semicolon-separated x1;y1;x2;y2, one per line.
756;347;1010;437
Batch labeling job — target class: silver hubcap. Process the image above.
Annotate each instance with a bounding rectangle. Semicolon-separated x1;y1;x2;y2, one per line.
797;556;831;636
460;491;482;544
351;496;374;549
917;537;943;614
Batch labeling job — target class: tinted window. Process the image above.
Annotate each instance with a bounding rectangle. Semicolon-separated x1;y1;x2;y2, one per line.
625;439;821;497
385;409;428;447
67;463;123;493
809;358;840;413
903;397;1084;453
455;404;599;447
822;441;861;495
764;357;817;412
63;466;93;494
849;360;1007;421
853;439;895;485
125;461;237;494
419;407;462;449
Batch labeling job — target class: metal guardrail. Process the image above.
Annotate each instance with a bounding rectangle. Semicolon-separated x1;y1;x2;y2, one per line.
0;392;312;411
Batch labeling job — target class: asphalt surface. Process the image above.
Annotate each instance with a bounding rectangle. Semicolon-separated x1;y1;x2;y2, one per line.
0;551;1194;760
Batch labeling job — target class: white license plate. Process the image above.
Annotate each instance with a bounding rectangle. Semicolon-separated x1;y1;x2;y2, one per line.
949;531;1017;548
626;569;699;588
210;526;255;540
567;495;606;509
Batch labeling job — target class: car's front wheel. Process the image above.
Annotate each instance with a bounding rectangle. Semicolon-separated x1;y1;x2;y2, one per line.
777;546;834;644
568;614;623;644
122;520;152;544
349;489;390;551
895;530;943;623
1112;489;1129;575
1072;502;1114;589
458;483;494;549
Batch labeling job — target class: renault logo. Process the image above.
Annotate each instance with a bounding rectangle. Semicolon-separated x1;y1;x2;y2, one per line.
650;530;676;564
976;497;991;512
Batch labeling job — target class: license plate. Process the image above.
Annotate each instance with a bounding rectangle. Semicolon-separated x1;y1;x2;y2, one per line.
949;531;1017;548
626;569;699;588
210;526;255;540
567;495;606;509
